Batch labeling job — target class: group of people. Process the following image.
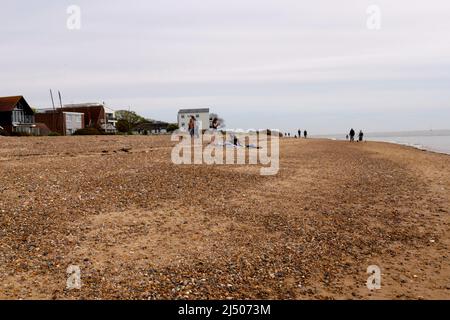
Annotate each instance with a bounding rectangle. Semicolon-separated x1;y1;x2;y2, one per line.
347;128;364;142
188;117;363;145
284;129;307;138
187;115;222;138
298;130;308;139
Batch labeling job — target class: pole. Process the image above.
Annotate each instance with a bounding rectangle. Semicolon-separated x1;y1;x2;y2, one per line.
50;89;56;132
58;91;64;135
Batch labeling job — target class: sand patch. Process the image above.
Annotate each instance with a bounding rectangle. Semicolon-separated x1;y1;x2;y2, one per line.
67;204;259;270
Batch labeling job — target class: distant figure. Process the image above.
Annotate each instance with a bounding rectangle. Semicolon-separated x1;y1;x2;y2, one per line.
346;134;349;140
349;128;355;142
284;133;287;137
298;129;301;137
358;130;364;142
229;133;261;149
212;117;220;130
194;118;200;138
233;135;239;146
304;130;308;139
288;133;291;138
209;117;220;144
188;116;196;138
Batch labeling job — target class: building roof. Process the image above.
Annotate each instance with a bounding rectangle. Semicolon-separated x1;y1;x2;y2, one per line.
0;96;23;112
64;103;104;108
0;96;34;114
178;108;210;114
39;103;105;113
36;108;83;115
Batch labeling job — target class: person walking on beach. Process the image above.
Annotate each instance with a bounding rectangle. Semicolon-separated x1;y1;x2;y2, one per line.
194;118;201;138
209;117;220;144
358;130;364;142
349;128;355;142
188;116;196;138
298;129;301;138
212;118;220;131
304;130;308;139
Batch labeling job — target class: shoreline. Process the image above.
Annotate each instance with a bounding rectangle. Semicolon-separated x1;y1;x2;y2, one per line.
366;139;450;156
315;137;450;156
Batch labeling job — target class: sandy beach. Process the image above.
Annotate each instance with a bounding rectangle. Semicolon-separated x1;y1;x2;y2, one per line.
0;135;449;299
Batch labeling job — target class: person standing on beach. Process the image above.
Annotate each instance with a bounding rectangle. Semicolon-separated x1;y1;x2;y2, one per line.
349;128;355;142
212;118;220;131
194;118;200;138
358;130;364;142
209;117;220;144
304;130;308;139
298;129;301;138
188;116;196;138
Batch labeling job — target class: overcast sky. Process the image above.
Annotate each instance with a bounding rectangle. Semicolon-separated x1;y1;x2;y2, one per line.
1;0;449;134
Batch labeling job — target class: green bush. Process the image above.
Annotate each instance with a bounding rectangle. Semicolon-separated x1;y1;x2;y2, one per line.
48;132;61;136
166;123;179;132
73;127;103;135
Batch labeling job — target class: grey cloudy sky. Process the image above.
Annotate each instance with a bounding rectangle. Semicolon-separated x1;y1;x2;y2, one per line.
1;0;449;134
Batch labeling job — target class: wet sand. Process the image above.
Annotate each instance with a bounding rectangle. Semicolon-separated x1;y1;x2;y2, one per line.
0;136;449;299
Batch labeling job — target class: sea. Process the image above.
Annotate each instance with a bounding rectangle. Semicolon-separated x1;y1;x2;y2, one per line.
316;130;450;155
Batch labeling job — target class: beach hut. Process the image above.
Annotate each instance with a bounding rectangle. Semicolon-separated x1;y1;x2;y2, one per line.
0;96;38;135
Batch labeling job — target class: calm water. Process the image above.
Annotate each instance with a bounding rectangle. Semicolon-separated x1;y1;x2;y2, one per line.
318;130;450;155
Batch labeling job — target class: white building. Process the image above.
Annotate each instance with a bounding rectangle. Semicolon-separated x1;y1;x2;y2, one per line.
64;112;84;135
178;108;211;131
102;109;118;134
